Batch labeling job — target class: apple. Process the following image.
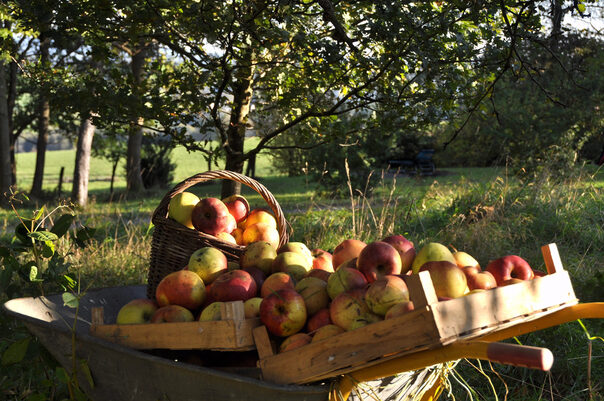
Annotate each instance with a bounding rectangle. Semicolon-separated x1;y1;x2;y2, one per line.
311;249;334;272
306;268;332;282
199;301;224;321
208;269;257;302
278;242;314;265
188;247;228;284
306;308;332;333
222;194;250;223
168;192;200;229
116;299;158;324
232;228;244;245
486;255;534;285
453;250;480;270
335;257;359;271
244;297;263;318
295;277;330;316
384;301;415;319
329;288;370;331
225;213;237;234
357;241;403;283
155;269;206;310
242;223;280;249
243;208;277;230
279;333;312;353
242;266;265;294
326;266;368;300
411;242;457;274
227;261;240;271
332;239;367;270
150;305;195;323
240;241;277;276
382;235;416;274
349;312;382;330
364;275;409;316
260;272;296;298
271;251;313;281
312;324;345;342
260;288;307;337
464;269;497;291
419;261;468;299
191;197;231;236
501;278;525;286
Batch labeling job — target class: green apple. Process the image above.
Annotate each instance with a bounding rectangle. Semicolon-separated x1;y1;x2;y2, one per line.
199;301;225;321
411;242;457;274
116;298;158;324
188;247;228;284
240;241;277;275
271;251;313;281
168;192;200;229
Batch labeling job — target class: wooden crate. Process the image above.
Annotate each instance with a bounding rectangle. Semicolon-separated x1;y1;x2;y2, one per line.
256;243;578;384
90;300;260;351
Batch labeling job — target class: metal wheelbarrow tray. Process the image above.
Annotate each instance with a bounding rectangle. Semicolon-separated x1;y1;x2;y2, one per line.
3;284;331;401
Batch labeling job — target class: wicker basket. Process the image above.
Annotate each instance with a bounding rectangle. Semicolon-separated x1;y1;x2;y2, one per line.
147;170;289;299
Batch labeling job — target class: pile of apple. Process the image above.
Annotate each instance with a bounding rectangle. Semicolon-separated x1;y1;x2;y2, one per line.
116;192;544;355
166;191;280;248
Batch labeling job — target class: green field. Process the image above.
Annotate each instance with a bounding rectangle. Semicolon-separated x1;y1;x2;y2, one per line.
2;145;603;401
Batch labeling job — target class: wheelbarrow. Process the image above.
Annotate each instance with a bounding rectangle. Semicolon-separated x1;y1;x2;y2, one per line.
4;287;602;401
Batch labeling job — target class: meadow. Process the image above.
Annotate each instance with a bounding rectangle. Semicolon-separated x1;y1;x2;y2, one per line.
1;143;603;400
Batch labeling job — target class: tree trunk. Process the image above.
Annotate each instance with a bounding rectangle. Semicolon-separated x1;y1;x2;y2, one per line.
126;48;146;194
71;114;96;206
8;60;17;187
221;48;256;198
31;32;51;198
0;62;12;207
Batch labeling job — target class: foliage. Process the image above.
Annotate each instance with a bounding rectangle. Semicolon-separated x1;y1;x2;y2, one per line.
140;135;176;189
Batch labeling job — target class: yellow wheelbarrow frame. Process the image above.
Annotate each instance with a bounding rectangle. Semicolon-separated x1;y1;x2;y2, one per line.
333;302;604;401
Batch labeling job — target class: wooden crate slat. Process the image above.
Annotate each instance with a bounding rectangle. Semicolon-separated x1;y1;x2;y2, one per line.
258;307;440;384
90;318;260;351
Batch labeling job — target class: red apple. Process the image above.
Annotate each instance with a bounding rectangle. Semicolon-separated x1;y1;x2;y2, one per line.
326;266;368;300
329;288;370;331
260;272;295;298
384;301;415;319
312;324;345;342
155;269;206;310
382;235;416;274
306;268;332;282
364;275;409;316
242;266;265;294
486;255;534;285
332;239;367;271
116;299;158;324
279;333;312;353
295;277;330;316
150;305;195;323
306;308;332;333
208;269;257;302
191;197;231;236
419;261;468;299
311;249;334;272
357;241;403;283
260;288;307;337
222;194;250;223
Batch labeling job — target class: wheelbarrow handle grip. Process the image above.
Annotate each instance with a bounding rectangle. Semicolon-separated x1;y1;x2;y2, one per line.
486;342;553;371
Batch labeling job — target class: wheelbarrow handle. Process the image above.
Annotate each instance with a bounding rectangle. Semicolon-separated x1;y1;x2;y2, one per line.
485;342;553;371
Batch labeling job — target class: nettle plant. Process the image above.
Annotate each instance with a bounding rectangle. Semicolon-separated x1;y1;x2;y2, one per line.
1;193;97;400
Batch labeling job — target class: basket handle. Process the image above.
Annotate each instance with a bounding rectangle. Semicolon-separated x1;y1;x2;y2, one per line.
152;170;289;248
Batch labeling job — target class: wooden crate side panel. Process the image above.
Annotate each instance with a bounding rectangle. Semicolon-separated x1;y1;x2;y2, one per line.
90;318;260;350
432;271;576;339
258;307;440;385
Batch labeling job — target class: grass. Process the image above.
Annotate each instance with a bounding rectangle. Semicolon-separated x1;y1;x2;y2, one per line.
1;145;603;400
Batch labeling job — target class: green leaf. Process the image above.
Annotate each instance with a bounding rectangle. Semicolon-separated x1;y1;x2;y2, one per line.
28;231;59;242
75;227;97;248
51;213;75;238
577;3;586;13
80;359;95;388
62;292;79;308
33;206;45;221
42;240;55;258
55;366;70;384
29;265;43;282
1;337;31;365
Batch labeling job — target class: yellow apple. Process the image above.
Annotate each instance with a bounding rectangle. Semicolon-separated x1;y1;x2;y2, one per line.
168;192;200;229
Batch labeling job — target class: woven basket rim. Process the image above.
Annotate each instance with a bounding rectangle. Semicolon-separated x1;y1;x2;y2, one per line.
151;170;289;248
